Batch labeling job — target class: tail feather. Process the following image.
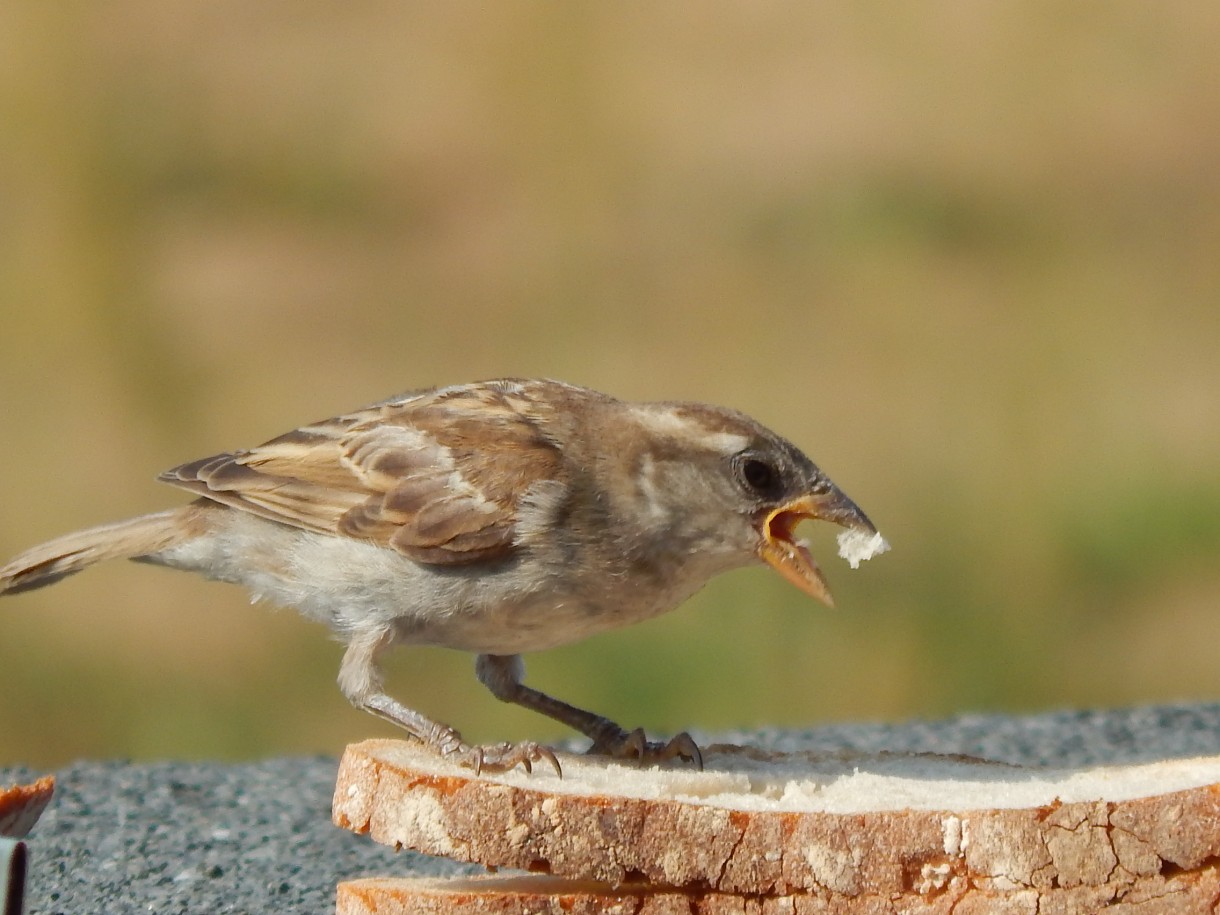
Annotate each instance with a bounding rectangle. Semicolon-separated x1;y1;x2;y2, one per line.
0;508;194;595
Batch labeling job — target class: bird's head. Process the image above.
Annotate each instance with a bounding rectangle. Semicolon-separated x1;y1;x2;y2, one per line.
614;402;880;605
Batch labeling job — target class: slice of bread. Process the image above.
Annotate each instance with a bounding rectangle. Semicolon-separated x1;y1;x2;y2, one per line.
0;775;54;838
333;739;1220;899
335;872;1220;915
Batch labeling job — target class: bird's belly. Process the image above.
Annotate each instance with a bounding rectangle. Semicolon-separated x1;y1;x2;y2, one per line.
157;516;709;655
402;588;680;655
277;533;711;654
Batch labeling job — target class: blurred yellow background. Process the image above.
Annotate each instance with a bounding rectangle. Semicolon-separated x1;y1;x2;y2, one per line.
2;4;1218;765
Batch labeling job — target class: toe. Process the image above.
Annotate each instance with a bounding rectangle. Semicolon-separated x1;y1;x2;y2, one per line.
664;732;703;770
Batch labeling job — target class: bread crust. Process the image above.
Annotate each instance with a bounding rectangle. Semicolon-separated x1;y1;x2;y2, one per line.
333;739;1220;900
335;872;1220;915
0;774;54;838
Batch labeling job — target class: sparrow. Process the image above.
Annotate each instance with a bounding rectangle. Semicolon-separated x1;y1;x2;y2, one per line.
1;379;881;775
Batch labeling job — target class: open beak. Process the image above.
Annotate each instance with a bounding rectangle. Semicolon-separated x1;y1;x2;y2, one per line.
756;485;876;607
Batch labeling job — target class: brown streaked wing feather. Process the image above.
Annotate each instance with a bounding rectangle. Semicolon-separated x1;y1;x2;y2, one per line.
158;382;567;565
158;453;368;536
334;388;564;564
157;412;373;534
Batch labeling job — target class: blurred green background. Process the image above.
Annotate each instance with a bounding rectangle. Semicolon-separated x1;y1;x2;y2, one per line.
2;4;1218;766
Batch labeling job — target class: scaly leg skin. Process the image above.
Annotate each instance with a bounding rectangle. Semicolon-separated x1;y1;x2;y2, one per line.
476;654;703;770
338;631;561;777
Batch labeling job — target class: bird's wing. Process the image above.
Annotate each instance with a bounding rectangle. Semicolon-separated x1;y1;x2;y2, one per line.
159;381;568;565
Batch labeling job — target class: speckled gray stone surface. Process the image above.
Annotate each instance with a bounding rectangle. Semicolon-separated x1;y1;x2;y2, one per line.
5;703;1219;914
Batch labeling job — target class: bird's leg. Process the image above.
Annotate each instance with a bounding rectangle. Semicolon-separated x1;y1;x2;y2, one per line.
475;654;702;769
338;630;560;776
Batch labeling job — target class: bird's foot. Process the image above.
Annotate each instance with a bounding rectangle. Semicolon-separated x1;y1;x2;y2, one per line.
358;690;563;777
444;738;563;778
587;726;703;770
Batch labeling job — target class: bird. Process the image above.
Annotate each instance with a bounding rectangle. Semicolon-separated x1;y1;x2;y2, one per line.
1;378;881;775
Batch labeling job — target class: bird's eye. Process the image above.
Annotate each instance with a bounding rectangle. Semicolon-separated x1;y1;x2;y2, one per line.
737;456;780;494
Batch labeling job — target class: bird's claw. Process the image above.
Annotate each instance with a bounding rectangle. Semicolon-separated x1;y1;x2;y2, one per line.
588;726;704;770
452;740;563;779
421;722;562;778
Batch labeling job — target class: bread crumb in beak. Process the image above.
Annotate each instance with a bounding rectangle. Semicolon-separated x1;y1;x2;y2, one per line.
836;529;890;569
